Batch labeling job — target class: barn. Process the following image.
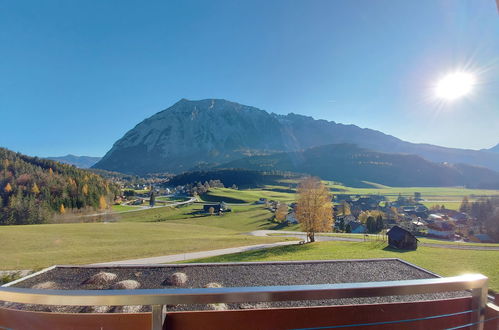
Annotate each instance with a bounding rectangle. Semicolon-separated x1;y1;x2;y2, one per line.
387;225;418;250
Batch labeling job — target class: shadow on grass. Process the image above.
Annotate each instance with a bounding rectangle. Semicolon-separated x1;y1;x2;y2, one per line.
382;245;414;253
200;194;247;203
189;243;313;263
269;222;294;230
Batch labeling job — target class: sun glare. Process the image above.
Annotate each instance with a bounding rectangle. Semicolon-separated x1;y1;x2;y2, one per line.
435;72;475;101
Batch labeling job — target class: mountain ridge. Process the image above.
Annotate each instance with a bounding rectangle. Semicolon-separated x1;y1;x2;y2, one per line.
93;98;499;175
48;154;102;168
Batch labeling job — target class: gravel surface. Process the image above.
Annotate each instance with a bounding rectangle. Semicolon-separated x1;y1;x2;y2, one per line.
2;259;469;313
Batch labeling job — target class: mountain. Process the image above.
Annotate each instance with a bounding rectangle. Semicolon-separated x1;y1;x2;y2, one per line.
47;155;102;168
93;98;499;174
218;144;499;189
0;147;117;225
485;144;499;153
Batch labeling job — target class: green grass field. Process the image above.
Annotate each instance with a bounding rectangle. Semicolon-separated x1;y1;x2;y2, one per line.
0;204;286;270
201;187;296;203
269;232;499;247
111;204;142;212
4;182;499;280
188;240;499;292
202;184;499;211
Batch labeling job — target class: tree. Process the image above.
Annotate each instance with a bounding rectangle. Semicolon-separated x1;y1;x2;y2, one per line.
59;204;66;214
459;196;471;214
31;183;40;195
366;216;376;233
275;203;288;223
296;177;333;242
341;201;351;216
4;183;12;193
375;215;384;232
208;206;215;215
82;184;89;196
149;191;156;207
345;223;352;233
99;195;108;210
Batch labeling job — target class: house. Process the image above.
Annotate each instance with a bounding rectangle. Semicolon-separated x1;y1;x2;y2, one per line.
350;197;379;211
203;202;231;213
387;225;418;250
286;211;298;224
472;234;494;243
427;222;455;239
346;221;366;234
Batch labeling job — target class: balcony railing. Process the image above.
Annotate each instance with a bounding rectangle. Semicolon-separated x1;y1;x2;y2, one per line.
0;273;491;330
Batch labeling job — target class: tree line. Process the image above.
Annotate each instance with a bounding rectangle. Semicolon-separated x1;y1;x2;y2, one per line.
460;196;499;241
0;148;119;225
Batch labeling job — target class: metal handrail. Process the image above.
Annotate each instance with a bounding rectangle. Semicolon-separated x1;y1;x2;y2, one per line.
0;274;489;330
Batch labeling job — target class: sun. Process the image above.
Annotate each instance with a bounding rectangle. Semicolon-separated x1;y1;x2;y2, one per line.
435;72;475;101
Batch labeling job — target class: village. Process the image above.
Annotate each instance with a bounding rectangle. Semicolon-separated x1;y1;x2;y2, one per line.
250;192;496;244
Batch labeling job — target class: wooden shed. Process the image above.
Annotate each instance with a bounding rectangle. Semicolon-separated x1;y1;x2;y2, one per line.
387;225;418;250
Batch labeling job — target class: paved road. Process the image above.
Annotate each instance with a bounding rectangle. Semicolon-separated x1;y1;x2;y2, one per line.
248;230;499;250
91;240;300;265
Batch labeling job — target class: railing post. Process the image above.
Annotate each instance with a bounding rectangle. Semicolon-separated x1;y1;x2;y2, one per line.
151;304;164;330
471;283;488;330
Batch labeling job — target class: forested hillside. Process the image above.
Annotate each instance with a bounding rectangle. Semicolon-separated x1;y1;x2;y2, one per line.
219;144;499;188
0;148;118;225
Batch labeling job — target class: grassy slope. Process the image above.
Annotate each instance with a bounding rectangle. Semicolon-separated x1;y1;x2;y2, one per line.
188;240;499;292
4;183;499;272
201;187;295;203
0;204;286;270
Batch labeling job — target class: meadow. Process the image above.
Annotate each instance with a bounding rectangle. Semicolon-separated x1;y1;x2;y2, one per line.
203;183;499;210
3;182;499;277
0;203;284;270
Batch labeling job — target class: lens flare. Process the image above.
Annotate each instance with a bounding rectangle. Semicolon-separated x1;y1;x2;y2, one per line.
435;72;475;101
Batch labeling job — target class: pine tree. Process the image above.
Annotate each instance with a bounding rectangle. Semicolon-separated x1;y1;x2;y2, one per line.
375;215;384;232
149;191;156;207
459;196;471;214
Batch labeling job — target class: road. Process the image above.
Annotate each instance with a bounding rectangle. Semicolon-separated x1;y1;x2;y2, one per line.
91;240;300;265
92;229;499;265
248;230;499;250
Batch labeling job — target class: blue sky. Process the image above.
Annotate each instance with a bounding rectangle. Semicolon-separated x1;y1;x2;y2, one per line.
1;0;498;157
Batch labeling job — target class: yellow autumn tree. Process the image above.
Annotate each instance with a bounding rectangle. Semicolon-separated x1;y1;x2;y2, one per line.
31;183;40;195
4;183;12;193
99;195;108;210
296;177;333;242
82;184;89;195
59;204;66;214
49;168;54;176
275;203;288;223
